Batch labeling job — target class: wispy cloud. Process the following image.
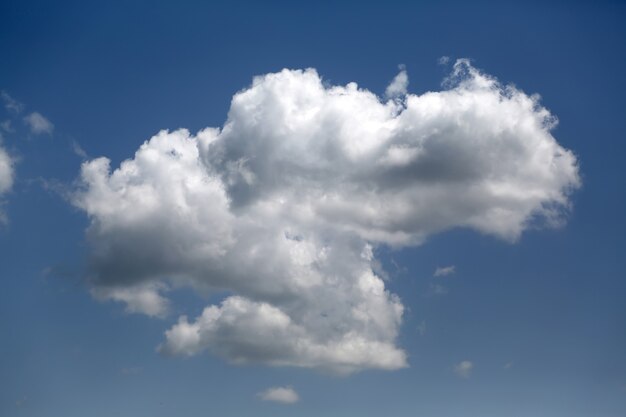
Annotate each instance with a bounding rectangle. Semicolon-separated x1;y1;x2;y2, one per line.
417;320;427;336
1;91;23;114
71;140;88;159
429;283;448;296
120;366;142;375
454;360;474;379
0;91;56;223
23;112;54;135
1;120;14;133
438;56;451;66
15;395;27;408
434;265;455;277
257;386;299;404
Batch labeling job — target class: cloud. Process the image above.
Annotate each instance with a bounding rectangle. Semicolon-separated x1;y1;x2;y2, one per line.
158;294;405;373
92;283;170;318
0;145;13;194
71;140;88;159
257;386;299;404
1;91;23;114
72;60;580;374
23;112;54;135
438;56;451;66
1;120;14;133
15;395;27;408
0;94;23;217
428;283;448;296
385;65;409;99
454;360;473;378
0;142;14;222
434;265;455;277
417;320;426;336
120;366;142;375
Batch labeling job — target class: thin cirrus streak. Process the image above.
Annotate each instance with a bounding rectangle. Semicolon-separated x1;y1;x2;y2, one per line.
71;59;580;374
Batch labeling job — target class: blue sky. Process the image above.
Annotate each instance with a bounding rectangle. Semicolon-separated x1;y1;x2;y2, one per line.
0;1;625;416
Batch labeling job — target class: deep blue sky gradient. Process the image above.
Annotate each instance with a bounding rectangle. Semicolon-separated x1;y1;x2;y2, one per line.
1;1;625;416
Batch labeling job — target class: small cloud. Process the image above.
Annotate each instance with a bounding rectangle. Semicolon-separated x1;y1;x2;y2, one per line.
120;366;142;375
385;64;409;99
429;283;448;296
71;140;88;159
15;395;27;408
23;112;54;135
257;386;299;404
438;56;451;66
92;283;170;318
33;177;73;201
504;361;514;370
0;143;14;222
454;360;473;379
390;258;408;275
417;320;426;336
1;91;24;114
1;120;13;133
434;265;455;277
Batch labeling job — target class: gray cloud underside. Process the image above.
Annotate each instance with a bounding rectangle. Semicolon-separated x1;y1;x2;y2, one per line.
72;60;580;373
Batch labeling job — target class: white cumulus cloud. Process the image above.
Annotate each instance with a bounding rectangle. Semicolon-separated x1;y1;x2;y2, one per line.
72;60;580;374
257;386;299;404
